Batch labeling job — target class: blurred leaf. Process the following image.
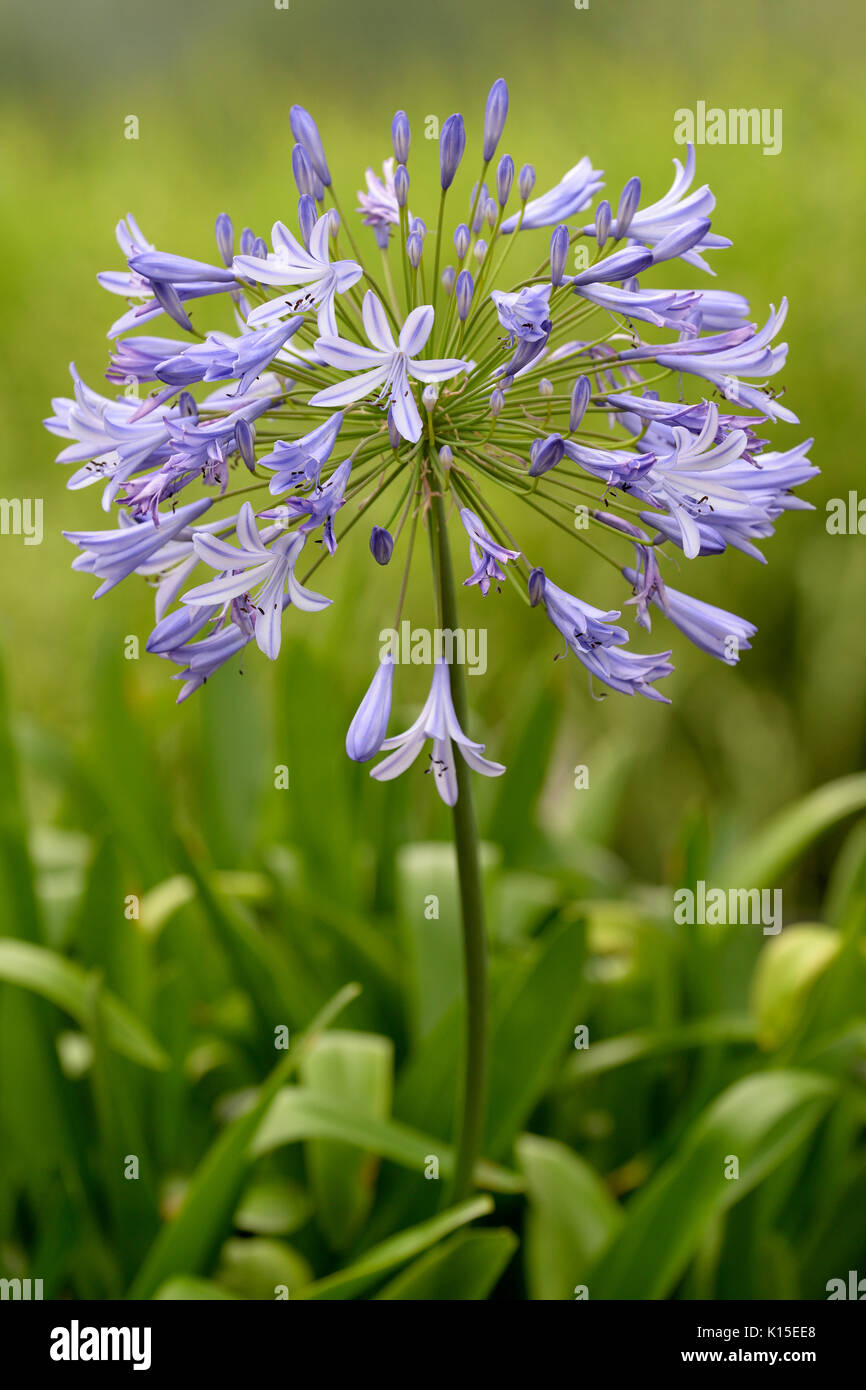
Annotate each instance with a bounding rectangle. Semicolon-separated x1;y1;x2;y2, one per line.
215;1235;312;1299
518;1134;624;1300
154;1276;239;1300
252;1086;522;1193
484;916;586;1158
234;1177;313;1236
129;982;360;1299
587;1071;835;1300
719;774;866;886
300;1030;393;1249
561;1015;756;1085
751;925;841;1049
396;841;499;1043
374;1228;517;1300
0;940;168;1070
294;1196;493;1300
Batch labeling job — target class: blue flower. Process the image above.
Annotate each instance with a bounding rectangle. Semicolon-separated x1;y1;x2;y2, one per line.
370;661;505;805
459;508;520;594
501;157;604;232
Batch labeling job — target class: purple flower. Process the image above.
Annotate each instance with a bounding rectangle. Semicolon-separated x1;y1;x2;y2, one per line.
289;105;331;187
482;78;509;161
181;502;330;659
491;284;551;344
624;560;756;662
536;572;673;702
370;661;505;805
309;292;467;443
357;159;402;249
258;412;344;493
440;114;466;190
64;497;212;597
460;508;520;594
501;157;604;233
234;214;362;337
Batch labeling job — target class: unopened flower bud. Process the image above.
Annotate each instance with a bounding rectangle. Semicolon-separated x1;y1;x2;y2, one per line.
483;78;509;161
392;110;410;164
518;163;536;200
550;224;569;286
615;176;641;237
291;144;315;198
594;198;612;247
489;387;505;416
298;195;316;249
422;384;438;412
289;104;331;186
456;269;474;320
215;213;234;267
473;239;488;263
570;375;591;431
235;418;256;472
528;567;546;606
496;154;514;207
441;265;456;294
439;113;466;190
454;223;470;259
528;433;565;477
407;232;423;268
439;444;453;470
369;525;394;565
539;378;554;398
394;163;409;209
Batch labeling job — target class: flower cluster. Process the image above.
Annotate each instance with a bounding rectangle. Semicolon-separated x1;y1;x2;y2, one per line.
47;80;815;805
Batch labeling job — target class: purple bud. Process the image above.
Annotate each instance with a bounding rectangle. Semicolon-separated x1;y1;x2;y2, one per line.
291;143;315;198
651;217;711;263
289;105;331;187
594;199;612;247
410;217;426;238
593;511;647;539
569;375;591;432
298;195;317;249
469;184;487;235
392;110;410;164
235;418;256;473
518;164;536;200
369;525;394;565
422;384;438;412
482;78;509;161
473;239;488;263
240;227;257;256
550;224;569;286
439;445;453;470
251;236;268;261
215;213;234;268
528;567;546;607
456;269;474;321
615;177;641;237
328;208;340;237
346;658;395;762
440;113;466;190
496;154;514;207
489;387;505;416
387;409;401;449
441;265;456;294
394;163;409;209
485;197;498;228
151;280;193;333
454;223;470;259
539;378;554;398
528;433;565;477
407;232;423;268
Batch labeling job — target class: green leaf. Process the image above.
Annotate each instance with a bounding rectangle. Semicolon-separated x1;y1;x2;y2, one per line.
300;1030;393;1249
396;841;499;1043
561;1015;756;1085
128;982;360;1299
154;1276;239;1300
719;774;866;887
484;915;586;1157
215;1236;312;1300
587;1071;835;1300
517;1135;624;1300
234;1177;313;1237
252;1086;522;1193
375;1228;517;1300
294;1196;494;1300
751;926;841;1049
0;940;169;1070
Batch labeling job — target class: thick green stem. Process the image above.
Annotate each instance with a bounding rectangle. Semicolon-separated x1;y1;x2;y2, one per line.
431;488;488;1202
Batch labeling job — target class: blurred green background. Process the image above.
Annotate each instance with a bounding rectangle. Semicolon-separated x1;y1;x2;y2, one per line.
0;0;864;1301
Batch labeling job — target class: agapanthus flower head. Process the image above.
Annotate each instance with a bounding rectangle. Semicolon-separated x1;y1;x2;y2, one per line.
49;82;814;802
